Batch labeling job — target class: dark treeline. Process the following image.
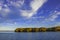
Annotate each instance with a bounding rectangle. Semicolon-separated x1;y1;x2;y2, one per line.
15;26;60;32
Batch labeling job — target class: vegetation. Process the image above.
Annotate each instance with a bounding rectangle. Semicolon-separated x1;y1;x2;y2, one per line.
15;26;60;32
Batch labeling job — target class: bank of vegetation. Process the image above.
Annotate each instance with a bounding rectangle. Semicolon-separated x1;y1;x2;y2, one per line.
15;26;60;32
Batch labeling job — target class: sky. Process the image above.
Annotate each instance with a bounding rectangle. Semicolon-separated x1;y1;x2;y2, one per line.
0;0;60;30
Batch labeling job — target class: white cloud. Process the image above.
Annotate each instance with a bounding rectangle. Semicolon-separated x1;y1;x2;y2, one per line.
3;8;10;13
0;2;3;10
10;0;24;8
30;0;47;11
0;7;10;17
49;11;60;21
0;6;2;10
0;2;11;17
20;10;36;18
45;11;60;21
20;0;47;18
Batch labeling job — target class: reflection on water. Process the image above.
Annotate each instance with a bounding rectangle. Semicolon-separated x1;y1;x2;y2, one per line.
0;32;60;40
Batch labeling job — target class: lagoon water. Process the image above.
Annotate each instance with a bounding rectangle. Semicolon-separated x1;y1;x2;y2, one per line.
0;32;60;40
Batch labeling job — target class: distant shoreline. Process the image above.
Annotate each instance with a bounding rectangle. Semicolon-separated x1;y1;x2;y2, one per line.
15;26;60;32
0;30;14;32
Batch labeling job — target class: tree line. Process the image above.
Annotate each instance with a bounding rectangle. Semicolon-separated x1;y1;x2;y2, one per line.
15;26;60;32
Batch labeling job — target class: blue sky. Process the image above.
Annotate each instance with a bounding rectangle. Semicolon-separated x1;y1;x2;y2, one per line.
0;0;60;30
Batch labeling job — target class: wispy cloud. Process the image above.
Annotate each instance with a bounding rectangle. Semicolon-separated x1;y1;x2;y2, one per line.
0;0;24;17
30;0;47;11
44;11;60;21
9;0;24;8
0;0;47;18
20;10;36;18
0;6;2;10
0;5;10;17
48;11;60;21
20;0;47;18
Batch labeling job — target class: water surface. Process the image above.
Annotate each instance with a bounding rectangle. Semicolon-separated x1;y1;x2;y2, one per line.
0;32;60;40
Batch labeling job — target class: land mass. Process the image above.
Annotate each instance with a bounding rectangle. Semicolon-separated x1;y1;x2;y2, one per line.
15;26;60;32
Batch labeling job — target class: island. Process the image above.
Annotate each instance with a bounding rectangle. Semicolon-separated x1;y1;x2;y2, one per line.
15;26;60;32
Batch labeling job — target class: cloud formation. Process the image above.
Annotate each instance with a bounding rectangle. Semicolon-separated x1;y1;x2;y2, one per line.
20;0;47;18
0;0;47;19
48;11;60;21
0;0;60;28
0;0;24;17
42;11;60;24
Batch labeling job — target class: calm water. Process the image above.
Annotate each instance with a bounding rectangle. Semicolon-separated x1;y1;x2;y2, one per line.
0;32;60;40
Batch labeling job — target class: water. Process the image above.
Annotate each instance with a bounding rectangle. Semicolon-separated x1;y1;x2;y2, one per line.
0;32;60;40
